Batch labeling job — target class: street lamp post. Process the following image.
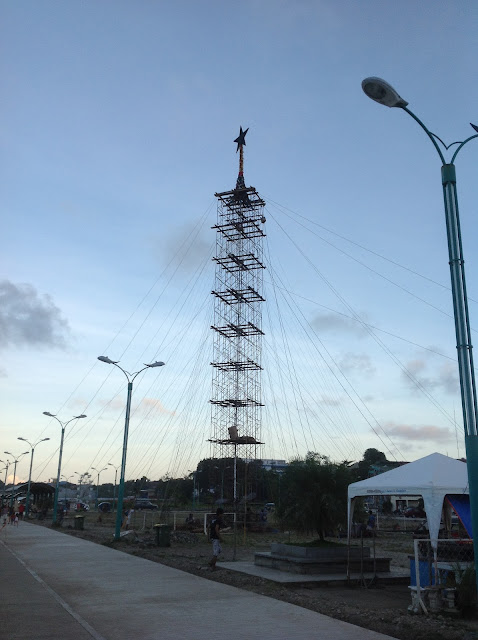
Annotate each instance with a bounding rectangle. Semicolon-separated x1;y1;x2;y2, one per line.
192;471;197;510
75;471;82;500
214;465;231;501
92;467;107;509
97;356;165;541
4;451;29;507
189;470;203;510
362;76;478;582
0;459;10;502
43;412;87;524
74;471;88;501
108;463;119;512
17;437;50;517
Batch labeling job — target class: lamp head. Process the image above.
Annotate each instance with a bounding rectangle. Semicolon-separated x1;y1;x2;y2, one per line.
5;451;12;455
362;77;408;108
43;411;56;417
75;415;87;419
41;438;50;442
98;356;119;364
145;361;165;368
17;437;26;442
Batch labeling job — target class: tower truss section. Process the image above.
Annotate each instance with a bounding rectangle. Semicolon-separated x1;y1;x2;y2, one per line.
210;128;266;461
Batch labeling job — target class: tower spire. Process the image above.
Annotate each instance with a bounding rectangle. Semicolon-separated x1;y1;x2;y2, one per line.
234;126;249;190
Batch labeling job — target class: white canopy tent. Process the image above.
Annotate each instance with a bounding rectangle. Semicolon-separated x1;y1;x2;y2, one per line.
347;453;469;548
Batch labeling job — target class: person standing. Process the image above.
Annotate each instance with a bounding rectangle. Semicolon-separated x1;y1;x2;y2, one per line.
208;507;224;570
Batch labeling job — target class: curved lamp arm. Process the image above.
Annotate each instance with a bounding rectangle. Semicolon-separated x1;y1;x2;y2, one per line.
401;106;446;165
451;133;478;164
98;356;165;383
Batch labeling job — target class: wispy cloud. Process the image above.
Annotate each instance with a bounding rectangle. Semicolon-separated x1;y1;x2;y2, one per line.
311;312;368;337
339;352;376;377
153;223;212;273
402;358;459;395
138;397;175;417
0;280;70;350
383;421;454;443
320;394;342;407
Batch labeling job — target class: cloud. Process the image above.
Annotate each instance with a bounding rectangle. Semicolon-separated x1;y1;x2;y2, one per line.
96;397;125;414
402;359;459;395
320;394;342;407
0;280;70;350
153;223;211;272
138;397;175;416
311;312;368;337
338;353;376;377
382;421;454;443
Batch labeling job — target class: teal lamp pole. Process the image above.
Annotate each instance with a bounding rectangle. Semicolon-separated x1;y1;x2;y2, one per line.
17;437;50;517
362;76;478;578
97;356;165;541
4;451;29;507
43;412;87;524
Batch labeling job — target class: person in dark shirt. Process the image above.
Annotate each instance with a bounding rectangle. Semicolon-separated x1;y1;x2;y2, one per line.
208;507;224;570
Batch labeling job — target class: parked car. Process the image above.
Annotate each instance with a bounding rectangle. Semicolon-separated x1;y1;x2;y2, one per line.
97;502;112;513
404;507;426;518
133;500;157;510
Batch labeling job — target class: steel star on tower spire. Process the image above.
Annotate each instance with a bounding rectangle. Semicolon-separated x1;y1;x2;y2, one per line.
234;126;248;152
234;126;249;191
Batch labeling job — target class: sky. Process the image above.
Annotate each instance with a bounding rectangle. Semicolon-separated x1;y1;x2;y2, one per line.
2;0;478;488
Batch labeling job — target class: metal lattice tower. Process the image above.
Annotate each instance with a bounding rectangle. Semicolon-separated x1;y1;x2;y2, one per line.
210;127;266;461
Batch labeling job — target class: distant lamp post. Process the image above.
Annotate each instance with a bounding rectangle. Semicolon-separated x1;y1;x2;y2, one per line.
92;467;107;509
189;470;203;510
0;458;10;499
362;76;478;582
43;412;87;524
214;465;231;501
97;356;165;541
108;463;120;512
4;451;29;507
74;471;83;500
17;437;50;517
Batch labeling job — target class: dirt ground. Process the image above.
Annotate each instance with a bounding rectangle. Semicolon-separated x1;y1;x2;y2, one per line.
30;513;478;640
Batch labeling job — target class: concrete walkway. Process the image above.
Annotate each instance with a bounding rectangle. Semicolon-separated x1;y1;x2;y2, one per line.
0;522;395;640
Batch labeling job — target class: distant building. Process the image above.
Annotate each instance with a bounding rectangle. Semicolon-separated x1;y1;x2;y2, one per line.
261;459;288;472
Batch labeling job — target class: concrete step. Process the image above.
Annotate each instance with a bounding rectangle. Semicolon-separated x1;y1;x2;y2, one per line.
254;552;391;575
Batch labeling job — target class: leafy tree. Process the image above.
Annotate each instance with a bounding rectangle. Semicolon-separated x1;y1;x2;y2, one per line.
357;448;388;480
363;448;387;465
275;452;353;540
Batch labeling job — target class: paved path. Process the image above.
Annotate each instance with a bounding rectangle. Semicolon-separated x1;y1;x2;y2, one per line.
0;522;395;639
